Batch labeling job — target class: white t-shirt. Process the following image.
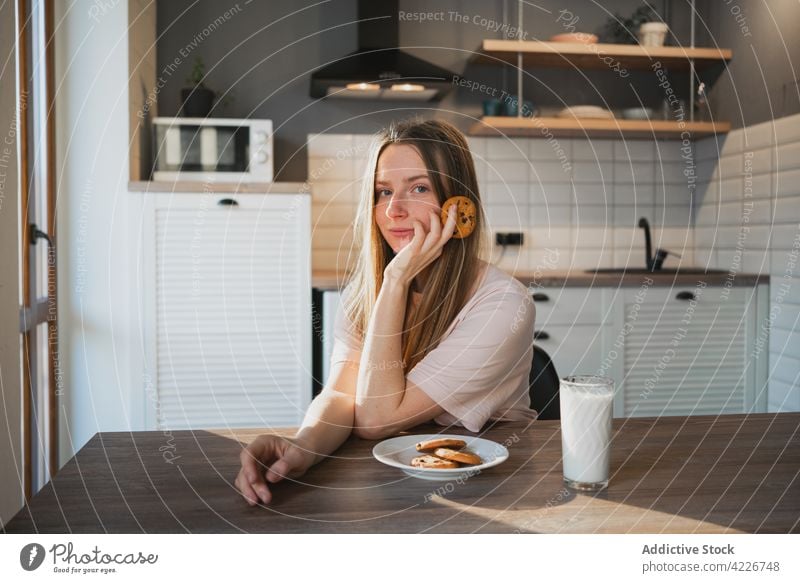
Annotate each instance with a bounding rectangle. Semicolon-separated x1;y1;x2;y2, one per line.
330;262;538;432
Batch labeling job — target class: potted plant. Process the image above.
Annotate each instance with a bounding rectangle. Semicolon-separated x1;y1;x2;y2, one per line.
599;6;662;45
180;57;215;117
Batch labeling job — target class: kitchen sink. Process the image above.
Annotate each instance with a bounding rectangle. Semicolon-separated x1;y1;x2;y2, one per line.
586;267;728;275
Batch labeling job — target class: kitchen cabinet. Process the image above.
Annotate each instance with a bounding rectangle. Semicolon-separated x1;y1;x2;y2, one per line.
528;280;769;418
137;190;311;430
313;275;768;420
616;283;769;418
530;287;614;379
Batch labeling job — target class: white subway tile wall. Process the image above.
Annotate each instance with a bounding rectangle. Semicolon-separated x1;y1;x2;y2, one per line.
308;132;694;274
694;112;800;413
309;118;799;411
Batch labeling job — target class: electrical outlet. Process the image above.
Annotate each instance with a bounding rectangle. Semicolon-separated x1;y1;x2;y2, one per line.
495;232;524;246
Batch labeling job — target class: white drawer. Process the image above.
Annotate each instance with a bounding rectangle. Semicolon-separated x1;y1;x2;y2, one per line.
530;288;607;326
533;324;605;378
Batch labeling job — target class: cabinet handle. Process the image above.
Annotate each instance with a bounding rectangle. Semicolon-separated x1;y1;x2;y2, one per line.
533;330;550;341
675;291;695;301
217;198;239;206
532;293;550;302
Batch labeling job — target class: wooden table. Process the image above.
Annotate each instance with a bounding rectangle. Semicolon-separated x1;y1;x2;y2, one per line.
5;414;799;533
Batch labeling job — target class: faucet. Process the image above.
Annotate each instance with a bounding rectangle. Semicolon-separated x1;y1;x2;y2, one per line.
638;217;678;271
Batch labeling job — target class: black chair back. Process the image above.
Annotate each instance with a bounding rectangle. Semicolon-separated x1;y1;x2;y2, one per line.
529;345;560;420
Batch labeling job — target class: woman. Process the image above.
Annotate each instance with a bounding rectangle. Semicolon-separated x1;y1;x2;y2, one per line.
235;119;536;505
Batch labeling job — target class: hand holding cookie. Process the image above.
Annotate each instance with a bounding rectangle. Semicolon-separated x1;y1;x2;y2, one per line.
383;205;457;287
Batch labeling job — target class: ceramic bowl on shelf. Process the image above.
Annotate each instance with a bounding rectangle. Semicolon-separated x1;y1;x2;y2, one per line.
557;105;615;119
621;107;656;120
505;99;538;118
482;99;503;117
549;32;599;44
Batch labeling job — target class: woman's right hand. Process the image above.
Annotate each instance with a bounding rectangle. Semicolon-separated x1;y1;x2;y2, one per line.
234;434;317;506
383;206;456;287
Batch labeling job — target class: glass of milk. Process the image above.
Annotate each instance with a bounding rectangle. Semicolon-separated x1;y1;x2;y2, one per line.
559;375;614;491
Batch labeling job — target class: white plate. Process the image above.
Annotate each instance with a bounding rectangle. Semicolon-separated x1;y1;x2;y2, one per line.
372;434;509;481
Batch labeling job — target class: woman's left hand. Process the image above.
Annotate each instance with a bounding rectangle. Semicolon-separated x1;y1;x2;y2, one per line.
384;205;457;287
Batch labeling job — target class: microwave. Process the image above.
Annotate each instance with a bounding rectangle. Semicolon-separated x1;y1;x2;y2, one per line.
152;117;273;182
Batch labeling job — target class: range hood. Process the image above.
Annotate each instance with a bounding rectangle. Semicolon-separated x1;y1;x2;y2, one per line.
309;0;456;101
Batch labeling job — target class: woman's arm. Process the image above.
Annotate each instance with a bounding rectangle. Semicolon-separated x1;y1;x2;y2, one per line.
294;362;359;463
353;210;454;438
234;360;359;505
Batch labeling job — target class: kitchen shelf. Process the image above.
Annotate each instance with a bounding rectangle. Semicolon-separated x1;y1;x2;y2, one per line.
473;40;732;70
469;37;733;139
468;116;730;139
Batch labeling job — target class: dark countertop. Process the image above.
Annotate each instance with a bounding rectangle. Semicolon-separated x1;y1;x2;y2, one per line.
513;269;768;288
312;269;769;291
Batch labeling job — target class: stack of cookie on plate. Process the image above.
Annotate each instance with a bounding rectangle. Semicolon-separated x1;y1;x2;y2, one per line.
411;438;483;469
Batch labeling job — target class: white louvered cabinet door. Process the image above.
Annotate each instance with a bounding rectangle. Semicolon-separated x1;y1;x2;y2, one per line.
621;285;752;417
146;192;310;430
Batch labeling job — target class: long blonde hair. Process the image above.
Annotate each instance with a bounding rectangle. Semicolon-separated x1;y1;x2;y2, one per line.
343;119;490;372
